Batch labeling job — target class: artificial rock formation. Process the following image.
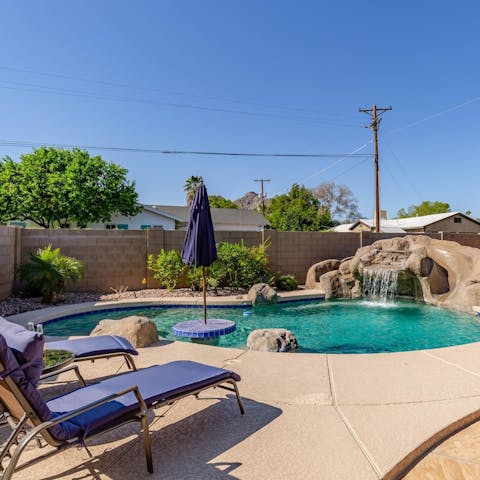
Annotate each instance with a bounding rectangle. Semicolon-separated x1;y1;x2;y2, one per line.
90;315;159;347
247;328;299;352
247;283;278;306
305;235;480;312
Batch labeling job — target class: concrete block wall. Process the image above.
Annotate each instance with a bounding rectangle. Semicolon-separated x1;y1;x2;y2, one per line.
267;231;360;283
21;229;149;292
443;233;480;249
0;227;18;300
0;228;478;296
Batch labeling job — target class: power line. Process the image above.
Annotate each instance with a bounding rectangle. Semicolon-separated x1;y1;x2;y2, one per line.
381;139;421;198
0;139;373;158
329;156;370;182
0;79;362;127
385;96;480;137
0;65;357;120
295;142;371;184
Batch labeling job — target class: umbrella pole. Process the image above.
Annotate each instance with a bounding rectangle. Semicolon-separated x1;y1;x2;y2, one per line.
202;266;207;324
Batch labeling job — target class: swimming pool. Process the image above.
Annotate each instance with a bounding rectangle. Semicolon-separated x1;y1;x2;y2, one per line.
43;300;480;354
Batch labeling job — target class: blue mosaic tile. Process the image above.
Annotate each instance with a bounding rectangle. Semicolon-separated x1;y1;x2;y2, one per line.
172;319;236;338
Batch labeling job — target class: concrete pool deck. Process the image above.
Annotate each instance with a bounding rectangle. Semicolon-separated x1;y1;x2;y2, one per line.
4;292;480;479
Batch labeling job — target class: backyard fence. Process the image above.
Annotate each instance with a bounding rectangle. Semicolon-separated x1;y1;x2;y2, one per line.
1;226;479;299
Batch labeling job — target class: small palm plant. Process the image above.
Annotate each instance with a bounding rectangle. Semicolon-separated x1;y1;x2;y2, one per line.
17;245;84;303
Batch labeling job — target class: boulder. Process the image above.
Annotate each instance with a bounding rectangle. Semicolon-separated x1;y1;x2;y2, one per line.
247;329;299;352
305;259;341;289
90;315;159;347
318;270;341;299
247;283;278;305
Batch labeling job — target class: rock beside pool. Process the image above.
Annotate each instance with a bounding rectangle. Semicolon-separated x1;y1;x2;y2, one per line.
247;283;278;305
90;315;159;347
247;328;299;352
305;259;341;289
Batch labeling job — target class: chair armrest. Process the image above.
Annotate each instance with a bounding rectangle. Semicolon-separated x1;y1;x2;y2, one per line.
40;364;87;387
30;385;148;440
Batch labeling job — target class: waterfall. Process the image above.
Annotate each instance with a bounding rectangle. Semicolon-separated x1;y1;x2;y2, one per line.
362;268;399;302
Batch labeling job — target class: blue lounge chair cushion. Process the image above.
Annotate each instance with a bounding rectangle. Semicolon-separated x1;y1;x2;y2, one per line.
46;335;138;358
46;361;241;441
0;316;45;386
0;335;56;427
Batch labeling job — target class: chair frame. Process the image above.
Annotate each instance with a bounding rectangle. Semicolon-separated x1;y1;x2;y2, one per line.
0;359;244;480
70;350;138;371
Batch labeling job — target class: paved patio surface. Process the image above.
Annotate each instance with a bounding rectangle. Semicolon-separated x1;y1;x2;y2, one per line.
4;295;480;479
404;420;480;479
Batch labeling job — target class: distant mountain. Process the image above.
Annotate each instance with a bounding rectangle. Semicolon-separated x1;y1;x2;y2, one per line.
235;191;261;210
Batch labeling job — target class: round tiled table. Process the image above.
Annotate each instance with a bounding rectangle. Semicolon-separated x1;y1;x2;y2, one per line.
172;319;236;339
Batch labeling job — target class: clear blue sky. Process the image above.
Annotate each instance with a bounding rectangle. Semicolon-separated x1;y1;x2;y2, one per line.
1;1;479;219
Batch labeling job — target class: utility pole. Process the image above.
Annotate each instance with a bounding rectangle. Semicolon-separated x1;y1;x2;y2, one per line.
254;178;270;244
359;105;392;233
254;178;270;215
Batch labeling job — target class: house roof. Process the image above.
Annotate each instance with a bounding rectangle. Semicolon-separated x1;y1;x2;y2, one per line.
145;205;270;227
142;205;183;222
349;219;407;233
380;212;479;229
332;223;354;232
350;212;479;232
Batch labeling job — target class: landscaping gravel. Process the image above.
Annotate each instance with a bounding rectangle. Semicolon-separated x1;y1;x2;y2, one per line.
0;288;246;317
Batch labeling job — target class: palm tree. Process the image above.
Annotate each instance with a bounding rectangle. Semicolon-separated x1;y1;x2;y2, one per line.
17;245;83;303
184;175;203;205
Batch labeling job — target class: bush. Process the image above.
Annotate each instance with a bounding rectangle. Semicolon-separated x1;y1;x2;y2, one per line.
275;274;298;291
149;242;271;292
187;265;221;292
215;240;271;290
147;249;185;291
17;245;83;303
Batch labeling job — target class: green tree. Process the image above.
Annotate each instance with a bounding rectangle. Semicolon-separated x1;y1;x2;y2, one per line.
208;195;239;209
183;175;203;205
396;201;451;219
0;147;140;228
266;184;334;231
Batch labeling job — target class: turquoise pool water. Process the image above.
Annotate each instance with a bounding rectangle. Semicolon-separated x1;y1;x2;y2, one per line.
43;300;480;354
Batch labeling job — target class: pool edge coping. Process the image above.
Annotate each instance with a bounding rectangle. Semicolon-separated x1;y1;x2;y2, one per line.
6;290;326;327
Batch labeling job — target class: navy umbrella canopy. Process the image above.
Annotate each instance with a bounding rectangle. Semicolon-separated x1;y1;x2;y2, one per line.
181;182;217;267
181;182;217;323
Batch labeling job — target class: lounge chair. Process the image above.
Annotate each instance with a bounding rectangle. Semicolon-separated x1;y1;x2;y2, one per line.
46;335;139;371
0;328;244;479
1;316;138;372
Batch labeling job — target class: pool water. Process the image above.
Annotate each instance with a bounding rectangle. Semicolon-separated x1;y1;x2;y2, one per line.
43;300;480;354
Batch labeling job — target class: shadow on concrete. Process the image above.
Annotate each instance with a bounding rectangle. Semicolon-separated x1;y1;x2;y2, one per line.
9;396;281;480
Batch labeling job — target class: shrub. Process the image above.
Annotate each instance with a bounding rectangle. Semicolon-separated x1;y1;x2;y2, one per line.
187;265;221;292
16;245;83;303
148;249;185;291
149;242;271;292
215;240;271;290
187;266;204;291
275;274;298;291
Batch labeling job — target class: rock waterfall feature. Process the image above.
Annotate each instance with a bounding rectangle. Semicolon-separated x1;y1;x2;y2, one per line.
362;268;399;302
305;235;480;312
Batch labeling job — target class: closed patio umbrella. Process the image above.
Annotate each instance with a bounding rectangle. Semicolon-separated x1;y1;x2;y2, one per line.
181;182;217;324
